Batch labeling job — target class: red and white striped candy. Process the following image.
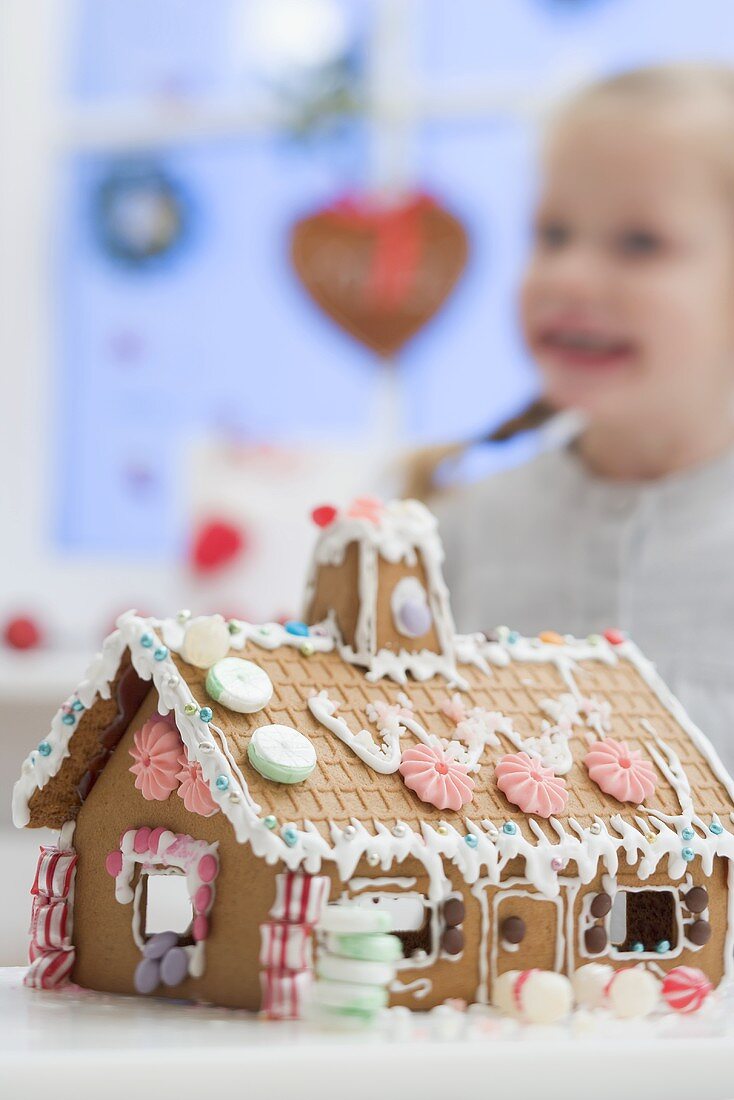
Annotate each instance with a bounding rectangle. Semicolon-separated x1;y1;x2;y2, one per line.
259;921;313;972
24;947;75;990
662;967;713;1014
269;871;329;926
31;848;77;899
31;899;69;950
259;968;311;1020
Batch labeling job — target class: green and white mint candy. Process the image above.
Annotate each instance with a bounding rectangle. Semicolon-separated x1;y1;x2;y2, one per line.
206;657;273;714
247;724;317;784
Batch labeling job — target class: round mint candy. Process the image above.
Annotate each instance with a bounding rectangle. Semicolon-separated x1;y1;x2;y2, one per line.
312;979;388;1015
325;932;403;963
247;724;316;785
318;906;392;935
206;657;273;714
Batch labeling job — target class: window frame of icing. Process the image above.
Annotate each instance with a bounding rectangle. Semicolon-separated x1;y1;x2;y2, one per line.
135;867;195;944
605;885;684;961
341;881;441;970
111;829;219;981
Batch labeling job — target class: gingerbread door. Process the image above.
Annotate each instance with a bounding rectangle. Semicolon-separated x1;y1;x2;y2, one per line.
492;889;564;982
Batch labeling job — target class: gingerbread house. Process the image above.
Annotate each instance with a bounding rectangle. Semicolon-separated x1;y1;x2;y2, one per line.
12;498;734;1012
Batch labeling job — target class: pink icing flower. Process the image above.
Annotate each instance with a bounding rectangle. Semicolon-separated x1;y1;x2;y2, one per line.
584;738;657;804
176;755;220;817
347;495;383;523
399;743;475;811
129;716;181;801
495;751;568;818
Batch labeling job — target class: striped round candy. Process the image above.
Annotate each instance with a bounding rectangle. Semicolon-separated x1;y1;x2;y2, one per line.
662;966;713;1014
206;657;273;714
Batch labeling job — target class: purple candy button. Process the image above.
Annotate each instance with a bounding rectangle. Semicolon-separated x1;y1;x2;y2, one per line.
134;957;161;995
398;600;432;638
160;946;189;987
143;931;179;960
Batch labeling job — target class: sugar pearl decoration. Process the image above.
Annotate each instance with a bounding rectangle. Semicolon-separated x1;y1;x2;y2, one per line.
367;853;380;867
710;821;724;835
38;741;51;757
551;857;564;872
199;707;213;722
682;847;695;863
215;775;229;791
392;823;407;837
263;815;277;829
342;825;356;840
589;822;602;835
502;821;517;835
681;827;695;841
464;834;478;848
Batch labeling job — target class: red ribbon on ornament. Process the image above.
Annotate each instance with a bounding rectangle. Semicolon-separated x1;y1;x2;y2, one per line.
324;192;436;310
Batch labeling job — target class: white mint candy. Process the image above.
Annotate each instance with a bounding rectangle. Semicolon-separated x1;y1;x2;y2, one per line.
207;657;273;714
318;906;392;935
573;963;614;1009
181;615;231;669
607;968;659;1019
516;971;573;1025
316;953;395;987
247;724;316;784
492;971;521;1018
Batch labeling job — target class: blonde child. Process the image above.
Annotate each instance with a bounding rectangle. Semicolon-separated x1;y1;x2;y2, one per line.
429;65;734;767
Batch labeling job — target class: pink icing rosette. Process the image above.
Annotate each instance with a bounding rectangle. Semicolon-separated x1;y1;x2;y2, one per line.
399;743;475;811
584;738;657;804
495;751;568;818
176;756;220;817
129;716;181;801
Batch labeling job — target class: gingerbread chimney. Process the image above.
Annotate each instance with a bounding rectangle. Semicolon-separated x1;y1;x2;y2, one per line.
303;497;457;680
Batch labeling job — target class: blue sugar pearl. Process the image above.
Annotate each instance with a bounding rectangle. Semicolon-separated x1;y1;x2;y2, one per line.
682;847;695;863
282;826;298;847
655;940;671;954
61;713;75;726
285;620;309;637
71;700;84;712
38;741;51;757
681;827;695;841
502;821;517;835
507;630;519;644
140;634;153;648
631;942;644;953
710;821;724;835
199;707;213;723
215;775;229;791
153;646;168;661
464;834;478;848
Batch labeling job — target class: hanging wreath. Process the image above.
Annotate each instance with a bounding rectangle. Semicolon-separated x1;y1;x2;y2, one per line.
92;160;191;268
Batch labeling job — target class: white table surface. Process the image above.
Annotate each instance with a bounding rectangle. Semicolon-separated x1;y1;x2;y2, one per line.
2;968;734;1100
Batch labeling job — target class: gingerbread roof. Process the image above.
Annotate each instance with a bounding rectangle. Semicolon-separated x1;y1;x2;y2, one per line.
14;609;734;900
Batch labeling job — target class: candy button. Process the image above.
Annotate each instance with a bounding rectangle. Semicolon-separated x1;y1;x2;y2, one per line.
324;932;403;963
312;980;388;1014
206;657;273;714
316;954;396;986
143;931;179;960
181;615;231;669
284;620;309;637
319;906;392;935
247;724;316;785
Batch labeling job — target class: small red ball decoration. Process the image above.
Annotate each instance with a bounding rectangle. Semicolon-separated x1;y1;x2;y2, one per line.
311;504;338;528
604;628;625;646
662;966;712;1014
190;519;246;575
4;616;42;650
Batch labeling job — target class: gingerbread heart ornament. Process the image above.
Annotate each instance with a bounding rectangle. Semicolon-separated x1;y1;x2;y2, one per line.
290;191;468;357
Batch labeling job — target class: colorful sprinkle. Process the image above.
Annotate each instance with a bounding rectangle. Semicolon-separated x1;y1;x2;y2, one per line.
285;620;309;637
656;940;671;954
61;713;75;726
539;630;564;645
710;821;724;835
140;634;153;648
682;847;695;863
154;646;168;661
300;641;315;657
631;942;644;953
436;825;449;836
282;826;298;847
215;775;229;791
503;821;517;835
38;741;51;757
681;827;695;841
603;628;625;646
199;707;213;722
311;504;338;528
184;703;197;715
464;834;478;848
263;815;277;829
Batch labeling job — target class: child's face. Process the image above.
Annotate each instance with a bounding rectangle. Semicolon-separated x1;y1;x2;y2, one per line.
520;109;734;428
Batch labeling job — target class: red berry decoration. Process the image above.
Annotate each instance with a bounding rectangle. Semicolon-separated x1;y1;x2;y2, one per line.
191;520;246;575
662;966;712;1014
4;615;42;650
311;504;338;528
604;628;626;646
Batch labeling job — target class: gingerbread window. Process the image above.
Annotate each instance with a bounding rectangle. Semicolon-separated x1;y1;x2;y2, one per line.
355;893;433;960
610;888;678;954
